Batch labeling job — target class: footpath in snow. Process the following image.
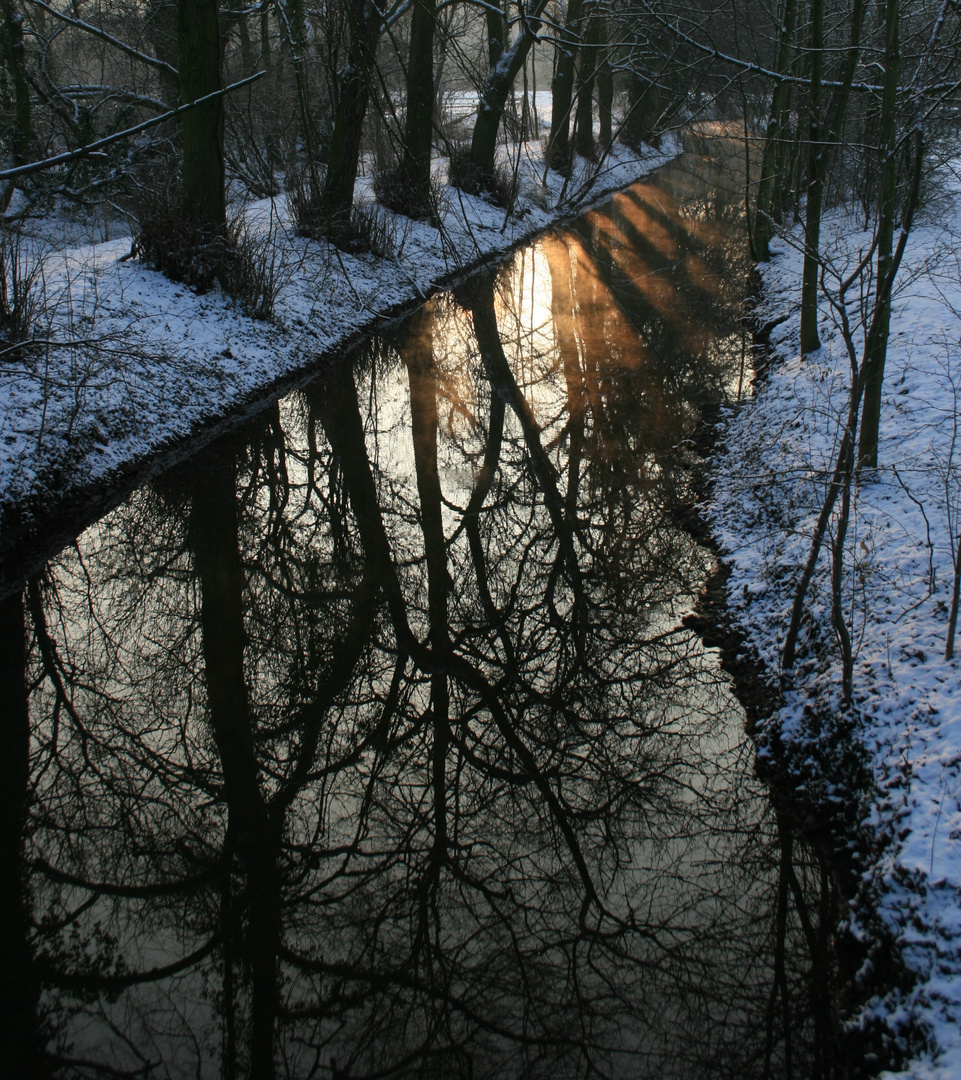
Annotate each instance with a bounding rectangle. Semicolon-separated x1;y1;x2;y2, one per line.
709;184;961;1078
0;134;675;566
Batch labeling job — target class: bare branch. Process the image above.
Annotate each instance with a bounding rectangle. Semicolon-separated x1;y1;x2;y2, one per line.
22;0;179;78
0;71;266;184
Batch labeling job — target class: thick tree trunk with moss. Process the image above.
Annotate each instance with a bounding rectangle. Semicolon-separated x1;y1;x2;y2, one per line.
178;0;225;237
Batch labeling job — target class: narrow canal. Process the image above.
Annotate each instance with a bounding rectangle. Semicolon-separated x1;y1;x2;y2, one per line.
1;137;845;1079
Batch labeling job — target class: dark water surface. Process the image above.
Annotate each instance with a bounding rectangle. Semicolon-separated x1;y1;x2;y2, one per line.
1;138;842;1079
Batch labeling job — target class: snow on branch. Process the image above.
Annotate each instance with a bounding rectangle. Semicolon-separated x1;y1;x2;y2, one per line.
22;0;179;78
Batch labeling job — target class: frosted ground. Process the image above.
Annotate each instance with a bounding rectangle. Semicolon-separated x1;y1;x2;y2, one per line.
709;175;961;1078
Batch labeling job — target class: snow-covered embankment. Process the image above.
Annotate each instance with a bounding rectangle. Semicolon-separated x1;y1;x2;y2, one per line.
708;197;961;1079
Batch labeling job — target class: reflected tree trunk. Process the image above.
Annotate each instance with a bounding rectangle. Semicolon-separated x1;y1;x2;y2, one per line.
399;311;451;966
308;366;414;649
548;237;588;517
402;310;451;662
466;273;585;647
463;378;506;634
0;589;45;1080
189;449;281;1079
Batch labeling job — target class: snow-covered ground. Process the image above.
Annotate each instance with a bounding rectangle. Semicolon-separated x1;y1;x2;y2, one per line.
709;180;961;1077
0;131;675;538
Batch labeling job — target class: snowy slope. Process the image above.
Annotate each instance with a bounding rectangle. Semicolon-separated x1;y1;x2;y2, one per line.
709;191;961;1077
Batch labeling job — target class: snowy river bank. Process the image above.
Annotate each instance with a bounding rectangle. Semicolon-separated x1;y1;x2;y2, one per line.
0;136;676;587
709;187;961;1078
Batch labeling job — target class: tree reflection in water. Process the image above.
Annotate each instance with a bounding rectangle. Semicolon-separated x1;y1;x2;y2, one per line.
1;160;844;1079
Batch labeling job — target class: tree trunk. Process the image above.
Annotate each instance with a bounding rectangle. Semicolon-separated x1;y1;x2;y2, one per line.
0;0;33;211
824;0;866;161
760;0;863;262
858;0;899;470
596;16;613;150
754;0;797;261
259;4;282;175
178;0;225;237
574;7;599;159
622;71;661;148
548;0;585;171
799;0;824;355
323;0;385;243
485;1;507;69
401;0;436;213
782;119;924;674
283;0;321;187
470;0;549;179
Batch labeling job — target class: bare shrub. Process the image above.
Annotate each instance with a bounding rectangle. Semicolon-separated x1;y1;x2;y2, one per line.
448;144;516;211
285;152;402;257
0;227;44;364
131;171;228;293
344;201;401;258
224;104;283;200
132;169;288;317
221;218;291;321
285;157;328;239
373;163;439;222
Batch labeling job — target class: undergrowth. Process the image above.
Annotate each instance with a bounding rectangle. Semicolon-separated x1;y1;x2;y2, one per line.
448;144;516;211
132;172;285;319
